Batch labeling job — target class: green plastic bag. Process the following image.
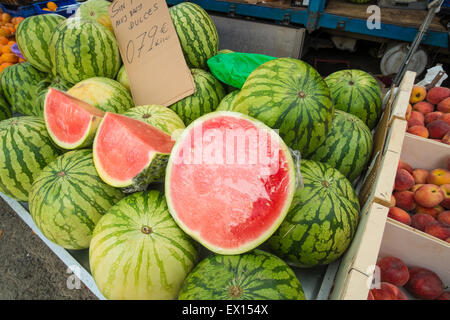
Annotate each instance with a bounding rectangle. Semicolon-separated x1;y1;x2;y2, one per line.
207;52;277;89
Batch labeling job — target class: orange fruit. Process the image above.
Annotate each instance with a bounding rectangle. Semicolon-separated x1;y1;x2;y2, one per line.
7;41;15;46
14;17;24;25
1;62;13;68
47;2;58;11
1;53;18;63
18;57;25;63
0;27;11;37
1;14;11;24
1;45;11;54
43;8;51;12
0;36;8;46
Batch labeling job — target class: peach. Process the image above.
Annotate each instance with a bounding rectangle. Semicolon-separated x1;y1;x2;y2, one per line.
409;110;425;123
415;205;444;218
388;207;411;225
411;213;437;231
390;194;396;208
427;168;450;186
410;85;427;104
398;160;413;174
413;101;434;115
393;190;416;211
439;184;450;209
427;120;450;139
376;256;410;286
427;87;450;105
414;184;444;208
425;223;450;240
442;131;450;145
437;211;450;226
441;112;450;125
406;267;444;300
412;184;424;193
407;119;424;129
412;168;429;184
437;291;450;300
407;125;429;138
437;97;450;113
424;111;443;125
394;169;415;191
406;104;412;120
370;282;407;300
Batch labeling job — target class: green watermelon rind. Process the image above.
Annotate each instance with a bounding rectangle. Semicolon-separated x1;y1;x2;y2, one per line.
178;249;306;300
89;190;198;300
165;111;297;255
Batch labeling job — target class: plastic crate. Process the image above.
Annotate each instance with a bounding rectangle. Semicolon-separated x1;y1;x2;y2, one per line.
0;0;79;17
0;0;35;6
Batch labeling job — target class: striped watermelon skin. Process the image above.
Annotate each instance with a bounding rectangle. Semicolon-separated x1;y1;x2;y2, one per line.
170;69;226;125
178;250;305;300
35;76;72;117
124;105;185;136
0;92;11;121
49;18;121;85
0;117;61;202
75;0;113;33
170;2;219;69
29;150;124;250
67;77;134;113
16;14;66;73
267;160;360;268
1;62;47;116
308;110;373;182
116;65;129;91
216;90;239;111
325;69;382;130
232;58;334;156
90;190;198;300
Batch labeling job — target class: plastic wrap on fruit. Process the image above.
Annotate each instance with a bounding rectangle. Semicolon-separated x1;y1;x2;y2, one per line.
290;148;304;190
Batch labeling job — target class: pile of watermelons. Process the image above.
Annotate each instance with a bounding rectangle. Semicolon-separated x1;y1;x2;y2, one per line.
0;0;383;300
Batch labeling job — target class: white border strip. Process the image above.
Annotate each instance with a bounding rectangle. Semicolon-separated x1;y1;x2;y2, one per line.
0;193;106;300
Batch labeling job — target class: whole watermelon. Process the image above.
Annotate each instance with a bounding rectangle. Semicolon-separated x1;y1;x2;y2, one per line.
75;0;113;33
0;117;61;201
35;75;72;117
0;92;11;120
49;17;121;85
178;250;306;300
216;90;239;111
170;2;219;69
67;77;134;113
90;190;198;300
16;14;66;73
1;62;47;116
29;150;124;250
267;160;360;268
325;69;382;130
307;110;373;182
116;65;129;91
123;105;185;136
232;58;334;156
169;69;226;125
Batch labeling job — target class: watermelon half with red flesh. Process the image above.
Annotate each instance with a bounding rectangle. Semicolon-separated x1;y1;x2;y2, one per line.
93;112;175;193
165;111;297;255
44;88;105;150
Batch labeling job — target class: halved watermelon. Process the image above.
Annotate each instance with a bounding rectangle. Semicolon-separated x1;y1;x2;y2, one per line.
93;113;175;193
44;88;105;150
165;111;296;255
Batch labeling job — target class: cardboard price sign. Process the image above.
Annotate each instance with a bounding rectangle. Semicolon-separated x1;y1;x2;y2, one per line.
109;0;195;106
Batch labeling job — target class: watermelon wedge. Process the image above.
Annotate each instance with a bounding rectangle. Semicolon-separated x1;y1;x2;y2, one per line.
165;111;297;255
44;88;105;150
93;113;175;193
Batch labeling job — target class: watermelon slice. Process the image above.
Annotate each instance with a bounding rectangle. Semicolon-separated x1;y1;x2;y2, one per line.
93;113;176;193
165;111;297;255
44;88;105;150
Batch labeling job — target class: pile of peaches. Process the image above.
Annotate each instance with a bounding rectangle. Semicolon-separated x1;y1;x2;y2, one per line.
406;86;450;144
389;160;450;242
369;256;448;300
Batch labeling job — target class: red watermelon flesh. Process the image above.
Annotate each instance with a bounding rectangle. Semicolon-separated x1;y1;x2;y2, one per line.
165;111;296;255
93;113;175;192
44;88;105;149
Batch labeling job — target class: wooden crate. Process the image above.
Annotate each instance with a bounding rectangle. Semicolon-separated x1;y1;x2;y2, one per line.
390;70;416;122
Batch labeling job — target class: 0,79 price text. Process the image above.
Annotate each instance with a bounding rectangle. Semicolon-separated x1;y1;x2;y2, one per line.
125;23;170;64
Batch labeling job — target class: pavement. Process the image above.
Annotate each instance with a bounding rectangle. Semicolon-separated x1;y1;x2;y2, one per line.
0;197;96;300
